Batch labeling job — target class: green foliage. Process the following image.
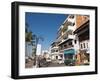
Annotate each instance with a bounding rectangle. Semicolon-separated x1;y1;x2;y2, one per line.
25;32;33;42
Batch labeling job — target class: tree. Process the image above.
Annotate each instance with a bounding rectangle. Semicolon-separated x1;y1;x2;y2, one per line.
25;23;44;67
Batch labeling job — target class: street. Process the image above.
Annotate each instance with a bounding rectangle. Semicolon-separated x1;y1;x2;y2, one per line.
25;59;66;68
46;62;65;67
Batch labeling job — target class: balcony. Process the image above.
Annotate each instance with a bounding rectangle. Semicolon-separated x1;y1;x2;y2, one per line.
63;31;75;39
51;46;59;49
58;35;75;45
59;46;74;53
51;49;59;54
67;35;75;39
67;25;75;31
68;17;75;23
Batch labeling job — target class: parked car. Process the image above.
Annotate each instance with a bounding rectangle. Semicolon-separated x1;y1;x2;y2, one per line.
39;58;49;67
64;59;75;66
46;58;51;62
57;59;64;64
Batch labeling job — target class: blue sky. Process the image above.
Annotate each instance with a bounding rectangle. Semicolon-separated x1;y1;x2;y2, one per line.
25;12;67;50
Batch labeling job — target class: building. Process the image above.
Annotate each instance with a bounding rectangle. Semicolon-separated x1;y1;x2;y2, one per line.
50;42;63;63
49;14;89;66
25;42;33;57
31;34;38;57
36;44;42;55
74;15;90;65
56;15;79;61
42;50;49;58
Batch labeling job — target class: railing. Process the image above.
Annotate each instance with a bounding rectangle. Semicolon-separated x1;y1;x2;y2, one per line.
59;45;74;51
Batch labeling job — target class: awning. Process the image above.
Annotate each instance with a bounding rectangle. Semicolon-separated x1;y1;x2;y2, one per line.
64;49;75;55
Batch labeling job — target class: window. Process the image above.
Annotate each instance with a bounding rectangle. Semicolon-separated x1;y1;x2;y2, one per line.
74;40;77;44
80;41;89;49
69;22;75;26
71;22;75;26
69;15;74;19
72;23;75;26
51;50;55;53
69;42;72;45
64;44;67;48
56;50;58;52
81;44;83;49
83;43;85;48
87;43;88;48
60;45;63;50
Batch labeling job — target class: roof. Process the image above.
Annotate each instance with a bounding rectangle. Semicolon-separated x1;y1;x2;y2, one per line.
74;20;89;34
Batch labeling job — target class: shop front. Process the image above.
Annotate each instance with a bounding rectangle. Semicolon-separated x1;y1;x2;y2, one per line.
64;49;75;66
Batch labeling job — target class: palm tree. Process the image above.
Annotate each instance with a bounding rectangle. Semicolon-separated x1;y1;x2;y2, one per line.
31;34;37;57
25;23;44;67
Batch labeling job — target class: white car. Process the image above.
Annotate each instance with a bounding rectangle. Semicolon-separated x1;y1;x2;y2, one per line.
58;59;64;64
46;58;51;62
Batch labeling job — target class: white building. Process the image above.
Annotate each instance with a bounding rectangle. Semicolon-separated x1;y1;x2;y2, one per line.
36;44;42;55
56;15;79;60
42;50;50;58
50;42;63;60
25;42;33;57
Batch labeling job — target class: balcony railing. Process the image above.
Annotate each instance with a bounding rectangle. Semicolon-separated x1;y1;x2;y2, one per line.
67;25;75;31
58;35;75;46
59;45;74;50
63;34;74;39
51;46;59;49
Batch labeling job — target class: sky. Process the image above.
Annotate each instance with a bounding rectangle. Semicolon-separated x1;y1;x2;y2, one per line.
25;12;67;50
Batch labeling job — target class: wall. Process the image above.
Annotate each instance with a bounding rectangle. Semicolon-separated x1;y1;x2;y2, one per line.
76;15;88;29
0;0;99;81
